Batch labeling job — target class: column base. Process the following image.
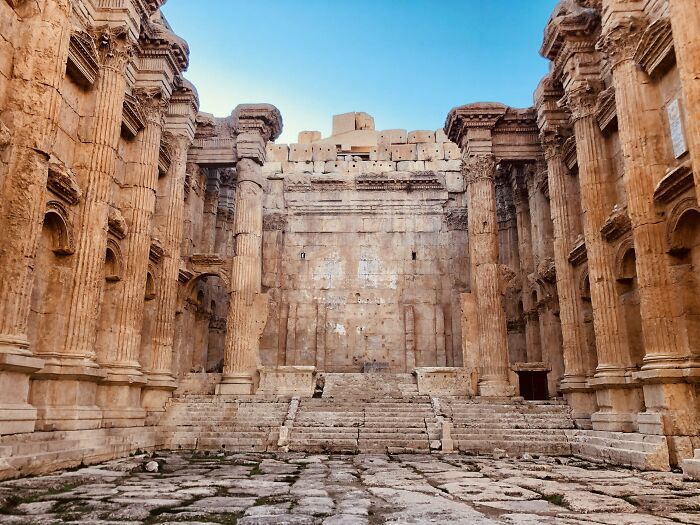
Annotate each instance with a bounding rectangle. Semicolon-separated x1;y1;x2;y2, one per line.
590;371;644;433
30;362;105;431
0;351;44;435
97;366;147;428
217;372;255;395
560;375;596;430
478;377;516;397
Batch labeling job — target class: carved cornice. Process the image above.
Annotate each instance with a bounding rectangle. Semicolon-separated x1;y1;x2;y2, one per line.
653;162;694;203
232;104;283;164
108;206;127;239
66;31;100;87
463;154;497;185
149;238;164;263
139;17;189;72
633;17;674;77
600;204;631;242
561;136;578;170
158;137;173;175
597;12;647;68
47;156;81;205
594;85;617;133
541;1;600;74
568;234;587;266
444;102;508;146
122;93;146;138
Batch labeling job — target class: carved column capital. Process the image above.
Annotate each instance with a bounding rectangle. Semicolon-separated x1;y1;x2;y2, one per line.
563;79;604;121
463;154;497;185
90;24;133;71
133;87;168;126
232;104;283;165
597;12;647;68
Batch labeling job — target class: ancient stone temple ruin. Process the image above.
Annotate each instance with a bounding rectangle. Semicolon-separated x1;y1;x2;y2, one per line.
1;0;700;481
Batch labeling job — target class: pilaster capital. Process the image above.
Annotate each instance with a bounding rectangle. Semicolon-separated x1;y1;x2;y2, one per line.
463;154;497;185
90;24;133;71
133;87;169;126
563;78;604;121
597;11;647;68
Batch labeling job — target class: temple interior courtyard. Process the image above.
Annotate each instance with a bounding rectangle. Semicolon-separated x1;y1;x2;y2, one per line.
2;0;700;520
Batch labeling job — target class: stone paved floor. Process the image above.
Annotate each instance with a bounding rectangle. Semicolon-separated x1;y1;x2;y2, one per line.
1;452;699;524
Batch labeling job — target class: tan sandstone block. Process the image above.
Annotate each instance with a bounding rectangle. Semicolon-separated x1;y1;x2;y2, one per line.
375;143;392;161
312;143;337;162
397;160;425;171
289;143;313;162
445;172;465;192
266;143;289;162
378;129;407;144
435;129;449;143
407;130;435;143
417;143;443;161
391;144;417;161
443;142;461;160
298;131;321;144
425;159;461;171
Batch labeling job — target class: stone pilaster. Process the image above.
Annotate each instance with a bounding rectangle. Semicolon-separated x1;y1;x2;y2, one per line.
218;104;282;395
566;79;644;432
0;0;72;434
30;26;132;432
96;88;166;426
668;0;700;203
464;155;514;396
600;2;699;461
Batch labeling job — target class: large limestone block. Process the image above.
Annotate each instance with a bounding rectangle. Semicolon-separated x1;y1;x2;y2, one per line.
391;144;417;161
397;160;425;171
266;143;289;162
443;142;462;160
355;112;375;130
256;366;316;397
289;143;313;162
332;113;357;135
445;171;465;192
415;367;475;396
435;129;449;143
417;143;444;161
262;161;282;176
298;131;321;144
375;143;392;161
325;160;349;172
365;160;395;173
425;159;461;171
312;143;337;162
378;129;407;144
682;450;700;480
408;130;435;143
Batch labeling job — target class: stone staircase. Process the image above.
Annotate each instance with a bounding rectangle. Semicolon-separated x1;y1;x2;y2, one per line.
161;395;288;452
442;398;574;455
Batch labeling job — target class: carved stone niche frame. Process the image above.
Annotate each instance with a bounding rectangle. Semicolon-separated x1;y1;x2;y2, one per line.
105;238;124;282
44;201;76;256
614;238;636;283
66;30;100;88
666;197;700;256
47;156;81;205
633;17;675;78
122;93;146;139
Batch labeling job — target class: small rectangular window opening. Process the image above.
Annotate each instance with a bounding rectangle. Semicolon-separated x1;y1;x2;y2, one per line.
411;251;417;261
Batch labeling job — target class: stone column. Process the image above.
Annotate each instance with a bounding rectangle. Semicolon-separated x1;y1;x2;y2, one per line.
30;26;133;431
566;80;643;432
541;133;595;418
600;5;698;459
511;165;542;363
669;0;700;202
464;155;514;396
97;88;166;426
0;0;71;434
218;104;282;395
141;133;191;413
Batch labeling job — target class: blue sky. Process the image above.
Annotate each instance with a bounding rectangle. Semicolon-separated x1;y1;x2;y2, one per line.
162;0;559;143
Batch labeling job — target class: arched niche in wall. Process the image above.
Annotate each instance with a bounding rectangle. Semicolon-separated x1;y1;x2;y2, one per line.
28;205;75;356
666;198;700;357
615;240;645;366
578;267;598;372
139;265;158;373
96;240;124;364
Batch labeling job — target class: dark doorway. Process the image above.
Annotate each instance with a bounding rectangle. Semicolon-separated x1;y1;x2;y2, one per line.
518;371;549;400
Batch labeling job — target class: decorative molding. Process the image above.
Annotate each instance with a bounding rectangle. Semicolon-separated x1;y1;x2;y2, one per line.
122;93;146;138
356;171;444;191
653;162;694;203
600;204;632;242
158;140;173;175
444;102;508;145
47;156;81;205
568;234;587;266
595;86;617;133
108;206;127;239
149;237;164;263
562;136;578;170
66;31;99;87
634;17;674;77
263;212;288;231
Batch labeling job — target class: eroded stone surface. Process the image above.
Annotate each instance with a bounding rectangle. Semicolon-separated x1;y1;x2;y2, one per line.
1;452;699;524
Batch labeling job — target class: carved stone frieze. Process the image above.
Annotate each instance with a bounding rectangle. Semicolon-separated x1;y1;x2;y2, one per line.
47;156;81;205
600;204;632;242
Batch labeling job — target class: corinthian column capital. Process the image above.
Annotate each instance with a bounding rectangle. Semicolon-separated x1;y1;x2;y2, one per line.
564;79;604;121
232;104;283;165
133;87;169;126
463;154;497;185
90;24;133;71
597;11;647;68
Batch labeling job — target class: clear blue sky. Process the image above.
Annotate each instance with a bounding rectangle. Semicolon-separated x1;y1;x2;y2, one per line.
162;0;559;143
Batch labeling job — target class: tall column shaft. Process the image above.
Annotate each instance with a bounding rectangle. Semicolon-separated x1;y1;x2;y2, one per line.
465;155;513;396
62;30;130;365
669;0;700;202
0;0;71;355
112;93;165;373
544;146;589;383
149;135;190;379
